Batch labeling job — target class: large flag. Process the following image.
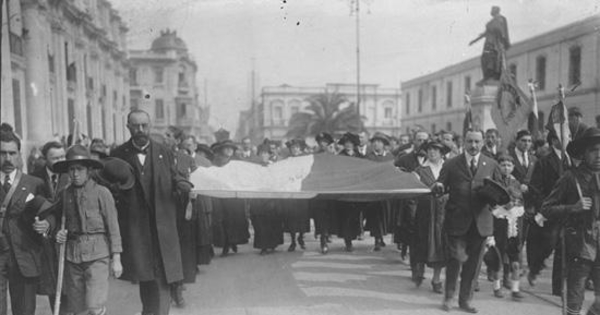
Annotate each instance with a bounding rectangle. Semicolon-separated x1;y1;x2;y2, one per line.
189;154;430;202
492;71;533;151
545;100;571;157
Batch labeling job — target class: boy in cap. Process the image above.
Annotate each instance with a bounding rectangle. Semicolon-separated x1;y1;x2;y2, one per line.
52;144;122;315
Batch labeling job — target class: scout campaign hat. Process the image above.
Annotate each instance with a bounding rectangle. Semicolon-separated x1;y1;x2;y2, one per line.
566;127;600;158
479;178;511;205
53;144;104;173
483;245;503;274
370;132;390;146
315;132;334;145
338;132;360;147
421;140;451;155
95;157;135;190
210;140;238;154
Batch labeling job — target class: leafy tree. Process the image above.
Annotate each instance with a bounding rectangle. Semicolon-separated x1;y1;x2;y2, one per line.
286;92;364;138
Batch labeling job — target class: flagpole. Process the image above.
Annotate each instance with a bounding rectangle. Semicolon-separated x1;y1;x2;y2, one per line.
557;83;568;315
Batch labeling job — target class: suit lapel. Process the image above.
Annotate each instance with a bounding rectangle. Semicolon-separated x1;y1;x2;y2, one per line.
459;153;472;178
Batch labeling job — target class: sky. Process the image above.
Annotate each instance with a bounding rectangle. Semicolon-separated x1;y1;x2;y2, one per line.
110;0;600;134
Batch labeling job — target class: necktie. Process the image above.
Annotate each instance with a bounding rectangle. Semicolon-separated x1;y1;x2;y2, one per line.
51;174;58;191
2;174;11;193
470;157;477;175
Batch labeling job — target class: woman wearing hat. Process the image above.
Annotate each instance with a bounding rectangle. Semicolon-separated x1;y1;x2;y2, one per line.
335;133;364;252
248;144;284;255
52;145;122;315
281;139;311;252
411;140;450;293
541;127;600;315
210;140;250;256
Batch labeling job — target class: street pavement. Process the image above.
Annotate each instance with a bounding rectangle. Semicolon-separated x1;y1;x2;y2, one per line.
27;235;592;315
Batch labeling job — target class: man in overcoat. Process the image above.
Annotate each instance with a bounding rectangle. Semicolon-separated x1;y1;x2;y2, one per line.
434;129;502;313
111;110;192;315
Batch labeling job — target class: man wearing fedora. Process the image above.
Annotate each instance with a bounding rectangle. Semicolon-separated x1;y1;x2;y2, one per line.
0;129;52;315
111;109;193;315
433;129;502;313
50;144;122;315
541;127;600;315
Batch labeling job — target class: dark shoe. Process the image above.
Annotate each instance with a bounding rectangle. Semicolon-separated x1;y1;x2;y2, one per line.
373;244;381;252
260;249;268;255
344;240;354;252
458;303;478;313
288;243;296;252
379;239;386;247
441;299;453;312
231;244;238;253
493;289;504;298
527;272;537;287
511;291;524;301
412;276;424;288
432;281;443;294
221;246;230;257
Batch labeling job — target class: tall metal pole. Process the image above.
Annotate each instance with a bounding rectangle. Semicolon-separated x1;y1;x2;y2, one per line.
355;0;361;117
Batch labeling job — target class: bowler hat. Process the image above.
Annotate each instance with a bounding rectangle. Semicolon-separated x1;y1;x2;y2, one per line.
566;127;600;158
421;140;451;155
53;145;104;173
315;132;334;145
479;178;510;205
95;157;135;190
210;140;238;153
338;132;360;147
370;132;390;146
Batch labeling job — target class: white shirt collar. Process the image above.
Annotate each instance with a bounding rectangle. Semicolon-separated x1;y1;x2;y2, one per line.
0;169;17;184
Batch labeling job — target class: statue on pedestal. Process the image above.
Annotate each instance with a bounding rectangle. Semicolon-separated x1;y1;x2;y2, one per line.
470;6;511;83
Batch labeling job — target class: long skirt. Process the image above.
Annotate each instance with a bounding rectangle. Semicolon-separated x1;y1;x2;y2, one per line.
311;200;339;236
363;201;389;237
335;201;362;240
212;198;250;247
176;197;198;283
281;200;311;234
194;196;214;265
250;199;284;250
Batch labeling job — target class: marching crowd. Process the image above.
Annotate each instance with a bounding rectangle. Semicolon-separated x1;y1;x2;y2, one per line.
1;108;600;315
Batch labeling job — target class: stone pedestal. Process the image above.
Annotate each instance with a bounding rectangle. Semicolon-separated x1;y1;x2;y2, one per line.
470;83;499;132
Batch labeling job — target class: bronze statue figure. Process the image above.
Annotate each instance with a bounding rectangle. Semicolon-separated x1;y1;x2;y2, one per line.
470;6;511;83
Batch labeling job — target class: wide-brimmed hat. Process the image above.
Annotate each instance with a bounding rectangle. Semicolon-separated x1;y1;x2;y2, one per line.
196;143;214;160
315;132;334;145
94;157;135;190
421;140;451;155
566;127;600;158
479;178;510;205
210;140;238;153
285;139;306;149
370;132;390;146
338;132;360;147
483;245;503;273
53;145;104;173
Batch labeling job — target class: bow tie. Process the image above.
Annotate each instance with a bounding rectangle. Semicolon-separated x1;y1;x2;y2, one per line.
134;146;148;155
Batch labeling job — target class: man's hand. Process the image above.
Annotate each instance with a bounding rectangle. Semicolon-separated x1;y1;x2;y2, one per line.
32;216;50;236
520;184;529;193
176;180;193;193
572;197;592;213
56;229;68;244
111;254;123;278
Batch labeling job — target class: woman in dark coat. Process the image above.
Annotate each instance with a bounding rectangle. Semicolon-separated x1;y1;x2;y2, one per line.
211;140;250;256
281;139;311;251
411;140;449;293
192;144;215;265
335;133;364;252
249;144;284;254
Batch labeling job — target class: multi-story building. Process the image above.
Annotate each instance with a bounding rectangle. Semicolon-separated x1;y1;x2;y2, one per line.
401;16;600;136
128;29;211;143
242;83;402;142
1;0;130;152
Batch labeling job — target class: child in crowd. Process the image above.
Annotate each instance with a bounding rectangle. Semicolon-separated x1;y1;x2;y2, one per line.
489;154;526;301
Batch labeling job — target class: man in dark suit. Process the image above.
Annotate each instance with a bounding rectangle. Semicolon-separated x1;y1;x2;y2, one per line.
568;107;588;141
30;140;70;313
434;129;502;313
111;110;193;315
481;128;500;160
0;129;50;315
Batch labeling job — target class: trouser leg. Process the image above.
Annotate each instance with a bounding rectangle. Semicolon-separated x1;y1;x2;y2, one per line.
566;257;591;315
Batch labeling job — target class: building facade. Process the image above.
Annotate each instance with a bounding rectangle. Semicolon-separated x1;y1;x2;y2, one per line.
401;16;600;136
128;30;211;143
1;0;130;152
242;83;402;142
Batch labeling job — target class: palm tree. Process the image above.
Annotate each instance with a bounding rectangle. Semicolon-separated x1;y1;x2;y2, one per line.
286;92;364;138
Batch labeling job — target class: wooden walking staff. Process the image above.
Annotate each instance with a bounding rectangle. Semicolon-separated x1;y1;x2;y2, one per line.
54;211;66;315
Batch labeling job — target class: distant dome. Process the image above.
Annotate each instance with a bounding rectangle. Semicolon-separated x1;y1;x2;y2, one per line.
151;29;187;52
